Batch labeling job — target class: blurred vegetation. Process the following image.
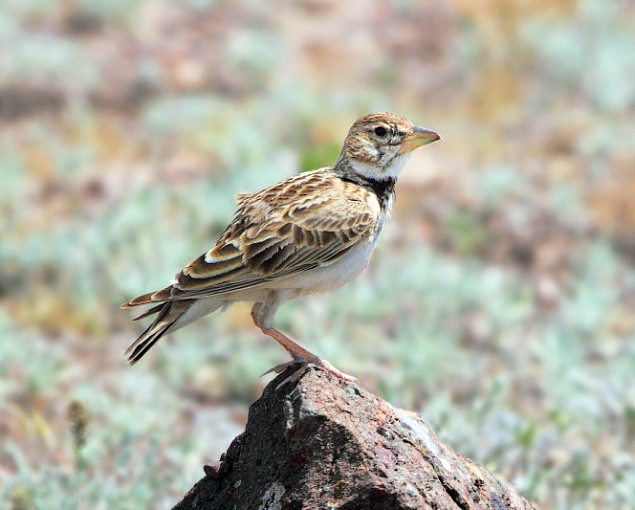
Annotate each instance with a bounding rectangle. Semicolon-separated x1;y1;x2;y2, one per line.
1;0;635;508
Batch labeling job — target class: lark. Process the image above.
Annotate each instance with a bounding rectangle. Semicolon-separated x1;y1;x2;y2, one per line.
122;112;440;384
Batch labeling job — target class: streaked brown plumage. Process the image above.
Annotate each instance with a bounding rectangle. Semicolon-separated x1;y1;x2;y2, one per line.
122;112;440;384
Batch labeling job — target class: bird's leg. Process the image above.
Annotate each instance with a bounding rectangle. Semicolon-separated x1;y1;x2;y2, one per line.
258;325;358;386
251;303;358;386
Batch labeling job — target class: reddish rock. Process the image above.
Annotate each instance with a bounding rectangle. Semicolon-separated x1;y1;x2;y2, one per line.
172;366;537;510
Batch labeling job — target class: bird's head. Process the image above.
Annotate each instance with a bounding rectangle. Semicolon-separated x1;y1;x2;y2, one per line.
336;112;440;181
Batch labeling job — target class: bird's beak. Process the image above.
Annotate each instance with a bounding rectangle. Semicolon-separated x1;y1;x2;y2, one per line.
398;127;441;154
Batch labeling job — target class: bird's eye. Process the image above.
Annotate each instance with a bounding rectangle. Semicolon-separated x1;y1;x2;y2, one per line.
374;126;387;137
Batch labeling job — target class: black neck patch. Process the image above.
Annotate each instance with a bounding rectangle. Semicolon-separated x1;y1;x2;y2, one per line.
339;174;396;209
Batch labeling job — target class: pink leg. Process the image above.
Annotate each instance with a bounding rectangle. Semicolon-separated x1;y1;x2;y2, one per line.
251;308;358;386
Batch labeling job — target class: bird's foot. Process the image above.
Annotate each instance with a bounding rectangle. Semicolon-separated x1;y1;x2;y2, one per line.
253;322;358;387
313;357;359;384
260;359;300;377
261;361;310;389
261;356;358;389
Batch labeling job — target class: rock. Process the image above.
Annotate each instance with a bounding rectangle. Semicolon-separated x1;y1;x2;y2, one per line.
172;366;537;510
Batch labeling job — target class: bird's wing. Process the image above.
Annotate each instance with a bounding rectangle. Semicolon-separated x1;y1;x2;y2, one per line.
122;171;380;306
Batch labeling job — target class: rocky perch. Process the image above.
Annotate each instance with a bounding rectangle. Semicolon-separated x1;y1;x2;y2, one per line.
172;366;537;510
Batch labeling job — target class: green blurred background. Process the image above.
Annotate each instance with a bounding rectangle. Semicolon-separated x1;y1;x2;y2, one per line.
2;0;635;508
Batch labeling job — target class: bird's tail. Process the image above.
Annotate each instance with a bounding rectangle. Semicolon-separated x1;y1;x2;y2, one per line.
124;300;193;365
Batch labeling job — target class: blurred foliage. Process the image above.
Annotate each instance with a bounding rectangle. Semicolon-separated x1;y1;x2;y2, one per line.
1;0;635;508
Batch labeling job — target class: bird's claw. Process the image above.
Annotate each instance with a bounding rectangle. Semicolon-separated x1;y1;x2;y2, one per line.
260;360;298;377
274;363;310;390
261;357;358;389
316;358;359;385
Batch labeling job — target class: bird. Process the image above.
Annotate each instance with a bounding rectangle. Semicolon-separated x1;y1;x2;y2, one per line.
121;112;440;385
